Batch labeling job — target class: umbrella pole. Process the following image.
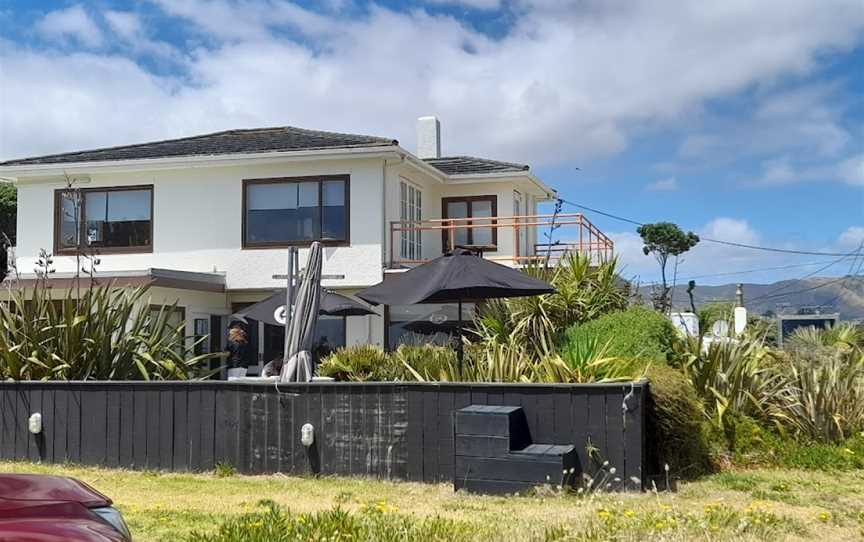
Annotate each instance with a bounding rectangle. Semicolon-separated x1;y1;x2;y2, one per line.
283;247;295;364
457;299;463;376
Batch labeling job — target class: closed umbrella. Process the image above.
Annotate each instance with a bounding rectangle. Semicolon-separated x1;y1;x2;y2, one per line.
280;241;324;382
356;248;554;367
234;289;374;326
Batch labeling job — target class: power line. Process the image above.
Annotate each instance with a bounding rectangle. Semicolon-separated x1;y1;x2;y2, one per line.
677;260;841;281
558;199;644;226
699;238;859;257
822;245;864;307
558;198;861;257
751;274;856;301
747;247;860;303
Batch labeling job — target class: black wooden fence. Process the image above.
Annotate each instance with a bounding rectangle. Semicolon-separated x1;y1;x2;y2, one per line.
0;381;647;490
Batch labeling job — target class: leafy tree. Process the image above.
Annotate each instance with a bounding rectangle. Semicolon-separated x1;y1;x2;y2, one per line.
0;182;16;245
637;222;699;312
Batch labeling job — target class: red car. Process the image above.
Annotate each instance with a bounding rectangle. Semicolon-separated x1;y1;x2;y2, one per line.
0;474;132;541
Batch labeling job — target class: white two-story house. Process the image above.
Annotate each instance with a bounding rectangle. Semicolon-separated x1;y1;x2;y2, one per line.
1;117;612;366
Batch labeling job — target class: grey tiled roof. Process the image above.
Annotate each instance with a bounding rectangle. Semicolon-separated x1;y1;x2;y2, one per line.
422;156;530;175
0;126;398;166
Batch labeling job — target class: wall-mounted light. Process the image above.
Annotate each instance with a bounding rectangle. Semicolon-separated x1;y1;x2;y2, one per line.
28;413;42;434
301;423;314;447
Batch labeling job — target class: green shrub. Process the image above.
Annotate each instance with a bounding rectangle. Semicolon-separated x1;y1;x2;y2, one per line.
708;414;864;470
537;335;645;383
473;253;629;357
562;306;678;363
391;344;456;381
771;434;864;470
187;500;484;542
0;283;217;380
318;345;393;382
454;340;535;383
644;365;713;480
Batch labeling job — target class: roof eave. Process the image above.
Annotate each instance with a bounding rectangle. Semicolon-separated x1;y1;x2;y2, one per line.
446;171;556;199
0;145;402;180
395;148;448;183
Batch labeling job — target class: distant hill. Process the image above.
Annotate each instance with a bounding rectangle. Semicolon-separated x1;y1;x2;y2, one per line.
638;276;864;319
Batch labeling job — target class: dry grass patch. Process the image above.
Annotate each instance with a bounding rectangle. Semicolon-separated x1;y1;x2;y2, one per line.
2;462;863;541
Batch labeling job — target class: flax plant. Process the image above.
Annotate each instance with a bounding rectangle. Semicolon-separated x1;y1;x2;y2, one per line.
474;253;628;358
537;335;645;383
770;351;864;442
674;335;783;429
0;283;219;380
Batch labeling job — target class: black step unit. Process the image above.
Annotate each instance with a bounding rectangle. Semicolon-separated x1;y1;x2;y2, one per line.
454;405;580;495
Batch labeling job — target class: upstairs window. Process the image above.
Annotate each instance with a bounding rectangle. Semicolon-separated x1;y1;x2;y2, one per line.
400;180;422;261
243;176;349;248
55;186;153;254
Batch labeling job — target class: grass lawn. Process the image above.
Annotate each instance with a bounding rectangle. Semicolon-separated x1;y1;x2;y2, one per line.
2;461;863;541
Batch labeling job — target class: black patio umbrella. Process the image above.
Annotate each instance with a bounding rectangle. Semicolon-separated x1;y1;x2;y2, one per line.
356;248;555;367
234;289;375;326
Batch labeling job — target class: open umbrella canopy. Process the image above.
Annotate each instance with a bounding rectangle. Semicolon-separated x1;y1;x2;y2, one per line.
235;289;374;326
356;248;555;306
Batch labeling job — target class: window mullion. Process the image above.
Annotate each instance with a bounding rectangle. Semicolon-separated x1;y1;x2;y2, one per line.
78;191;86;250
466;200;473;246
318;178;324;240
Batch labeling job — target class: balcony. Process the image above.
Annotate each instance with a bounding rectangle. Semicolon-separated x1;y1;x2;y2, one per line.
388;213;613;268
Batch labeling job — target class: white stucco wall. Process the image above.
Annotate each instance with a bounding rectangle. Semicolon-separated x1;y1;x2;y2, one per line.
15;157;387;290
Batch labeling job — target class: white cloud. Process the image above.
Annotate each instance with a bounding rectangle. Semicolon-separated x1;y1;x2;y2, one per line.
838;226;864;248
837;154;864;186
700;217;760;246
677;82;854;171
35;5;104;49
104;10;180;59
104;10;143;39
3;0;864;166
426;0;502;9
753;153;864;186
647;177;678;191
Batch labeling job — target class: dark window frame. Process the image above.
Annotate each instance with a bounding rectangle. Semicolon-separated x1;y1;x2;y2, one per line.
53;185;154;255
441;195;498;251
242;175;351;249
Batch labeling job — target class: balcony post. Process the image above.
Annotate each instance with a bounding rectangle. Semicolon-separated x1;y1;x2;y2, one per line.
448;220;455;253
389;221;395;267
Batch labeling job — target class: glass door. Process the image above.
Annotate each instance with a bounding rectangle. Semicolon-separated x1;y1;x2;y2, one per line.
442;196;497;252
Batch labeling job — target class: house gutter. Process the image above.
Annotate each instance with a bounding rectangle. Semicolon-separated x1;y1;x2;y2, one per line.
447;171;556;200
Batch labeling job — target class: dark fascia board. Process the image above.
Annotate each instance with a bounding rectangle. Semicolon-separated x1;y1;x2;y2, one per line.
11;268;226;293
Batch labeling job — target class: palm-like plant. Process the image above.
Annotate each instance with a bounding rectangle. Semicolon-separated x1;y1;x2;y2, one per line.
473;253;629;358
786;322;863;351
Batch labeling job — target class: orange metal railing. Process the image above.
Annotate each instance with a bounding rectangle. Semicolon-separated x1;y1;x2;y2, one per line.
388;212;614;267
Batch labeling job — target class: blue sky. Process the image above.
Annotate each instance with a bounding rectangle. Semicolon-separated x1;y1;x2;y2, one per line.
1;0;862;285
